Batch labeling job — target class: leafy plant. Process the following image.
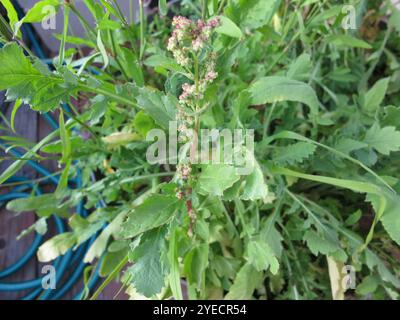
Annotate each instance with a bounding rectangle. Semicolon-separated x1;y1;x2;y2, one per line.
1;0;400;300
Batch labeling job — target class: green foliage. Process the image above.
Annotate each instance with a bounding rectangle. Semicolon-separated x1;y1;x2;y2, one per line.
248;76;320;115
126;228;169;297
121;194;180;238
0;43;69;112
2;0;400;301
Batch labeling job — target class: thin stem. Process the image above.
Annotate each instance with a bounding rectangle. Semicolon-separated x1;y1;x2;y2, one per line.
62;108;101;145
109;29;130;81
79;84;137;108
69;4;96;37
90;255;129;300
58;5;70;66
217;0;227;14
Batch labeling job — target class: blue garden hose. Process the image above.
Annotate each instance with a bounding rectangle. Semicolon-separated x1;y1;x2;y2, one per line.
0;0;104;300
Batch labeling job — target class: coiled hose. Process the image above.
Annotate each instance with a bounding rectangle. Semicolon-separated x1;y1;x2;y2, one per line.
0;0;103;300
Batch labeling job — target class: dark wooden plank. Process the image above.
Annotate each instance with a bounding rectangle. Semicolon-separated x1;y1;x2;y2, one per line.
0;95;127;299
0;94;38;299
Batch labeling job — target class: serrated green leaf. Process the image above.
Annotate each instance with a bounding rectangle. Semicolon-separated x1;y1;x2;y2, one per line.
215;15;242;38
368;192;400;246
225;263;263;300
363;78;390;114
245;239;279;274
0;43;69;112
286;53;312;81
356;275;379;296
303;230;339;256
237;0;281;30
240;158;269;201
144;54;186;73
37;232;76;262
364;124;400;155
198;164;240;196
127;228;168;297
136;87;177;129
273;142;316;165
121;194;180;238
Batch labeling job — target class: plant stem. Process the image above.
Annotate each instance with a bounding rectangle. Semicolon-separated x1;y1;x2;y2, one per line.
69;4;96;37
58;5;70;66
78;84;137;108
89;255;129;300
109;29;130;81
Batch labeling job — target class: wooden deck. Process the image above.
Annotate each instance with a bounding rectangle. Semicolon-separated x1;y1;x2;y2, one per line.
0;92;127;300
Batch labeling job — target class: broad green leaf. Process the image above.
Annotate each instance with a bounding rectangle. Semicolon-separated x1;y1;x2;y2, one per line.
119;47;144;86
368;192;400;246
345;210;362;226
20;0;60;23
37;232;76;262
245;239;279;274
69;214;104;248
225;263;263;300
127;228;168;297
100;248;128;277
121;194;180;238
286;53;312;81
84;212;127;263
382;106;400;129
6;194;67;217
364;124;400;155
144;54;186;74
236;0;281;30
0;43;68;112
136;87;177;129
273;142;316;165
326;34;372;49
303;230;339;256
198;164;240;196
215;15;242;38
0;43;41;89
159;0;168;16
183;244;209;294
334;138;367;155
248;76;320;115
241;158;270;202
168;227;183;300
363;78;390;114
356;275;379;296
133;111;157;137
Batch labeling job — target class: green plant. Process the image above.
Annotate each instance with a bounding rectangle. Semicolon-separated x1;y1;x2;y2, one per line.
1;0;400;300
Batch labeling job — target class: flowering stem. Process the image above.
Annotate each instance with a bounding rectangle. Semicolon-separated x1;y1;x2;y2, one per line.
194;54;200;109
